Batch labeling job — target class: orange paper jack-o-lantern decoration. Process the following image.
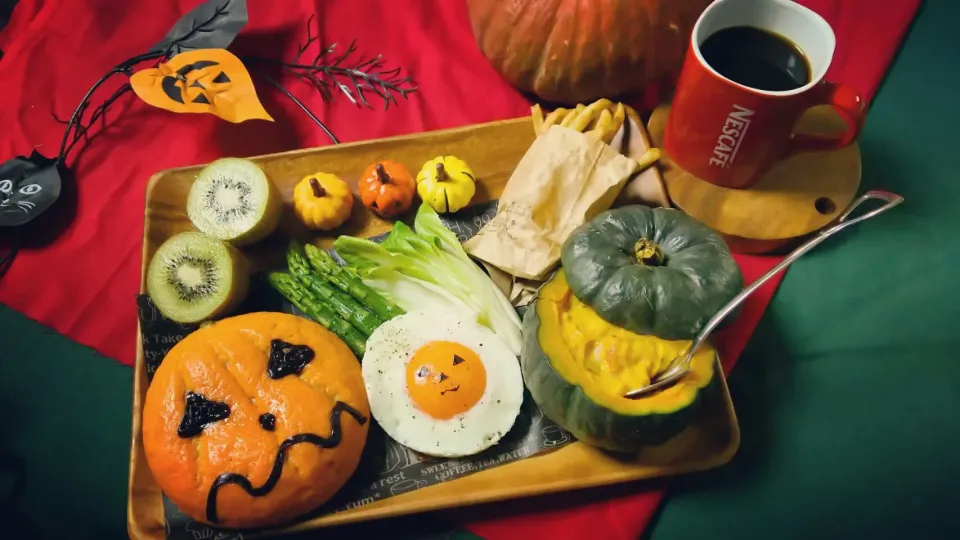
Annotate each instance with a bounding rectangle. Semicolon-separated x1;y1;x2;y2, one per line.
141;312;370;529
130;48;274;123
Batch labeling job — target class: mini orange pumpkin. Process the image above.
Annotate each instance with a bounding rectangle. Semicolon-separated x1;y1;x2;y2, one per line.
359;160;416;219
141;312;370;529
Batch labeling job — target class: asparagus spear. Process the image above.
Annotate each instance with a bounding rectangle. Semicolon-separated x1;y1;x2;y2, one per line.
266;271;366;357
286;242;383;336
304;243;405;320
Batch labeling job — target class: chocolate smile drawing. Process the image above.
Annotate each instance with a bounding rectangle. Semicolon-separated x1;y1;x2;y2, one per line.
205;401;368;523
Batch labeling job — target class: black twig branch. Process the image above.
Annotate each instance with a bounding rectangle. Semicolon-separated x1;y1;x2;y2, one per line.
53;51;166;167
243;14;417;111
251;68;339;145
54;84;135;160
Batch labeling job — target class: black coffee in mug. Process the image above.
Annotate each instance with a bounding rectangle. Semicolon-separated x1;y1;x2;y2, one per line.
700;25;812;92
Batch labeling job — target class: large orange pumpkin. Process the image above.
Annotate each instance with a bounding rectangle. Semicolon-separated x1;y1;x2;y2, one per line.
141;312;370;529
465;0;713;104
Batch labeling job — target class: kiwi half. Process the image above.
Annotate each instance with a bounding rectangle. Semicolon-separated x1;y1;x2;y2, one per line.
146;231;250;324
186;157;282;246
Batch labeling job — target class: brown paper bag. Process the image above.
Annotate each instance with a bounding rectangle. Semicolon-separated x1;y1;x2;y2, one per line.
465;107;669;306
463;125;640;283
614;105;670;208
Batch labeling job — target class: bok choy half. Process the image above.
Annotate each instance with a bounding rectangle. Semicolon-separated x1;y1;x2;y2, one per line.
333;203;523;356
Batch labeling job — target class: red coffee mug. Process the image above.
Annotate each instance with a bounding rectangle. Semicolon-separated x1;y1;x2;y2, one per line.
663;0;866;189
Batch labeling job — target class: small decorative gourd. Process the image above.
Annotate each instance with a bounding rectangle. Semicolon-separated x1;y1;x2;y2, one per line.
359;160;417;219
416;156;476;214
292;172;354;231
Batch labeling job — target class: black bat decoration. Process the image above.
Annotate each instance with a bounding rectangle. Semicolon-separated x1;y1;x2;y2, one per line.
0;151;62;228
152;0;249;58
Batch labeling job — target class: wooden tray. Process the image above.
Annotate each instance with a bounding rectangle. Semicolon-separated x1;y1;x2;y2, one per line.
127;117;741;539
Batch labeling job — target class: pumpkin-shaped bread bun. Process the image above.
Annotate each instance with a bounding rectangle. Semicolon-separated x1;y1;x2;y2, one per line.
141;312;370;529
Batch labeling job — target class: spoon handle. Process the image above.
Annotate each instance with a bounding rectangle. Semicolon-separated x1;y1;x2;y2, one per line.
665;190;904;377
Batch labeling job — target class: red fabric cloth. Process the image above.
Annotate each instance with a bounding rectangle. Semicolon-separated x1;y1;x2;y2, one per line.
0;1;919;540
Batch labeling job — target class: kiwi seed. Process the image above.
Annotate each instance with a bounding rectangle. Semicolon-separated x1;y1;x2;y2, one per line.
163;252;219;301
204;176;254;225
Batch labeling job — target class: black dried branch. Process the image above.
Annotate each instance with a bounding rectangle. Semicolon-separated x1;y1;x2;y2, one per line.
242;17;417;111
54;51;166;167
292;14;318;64
251;68;339;145
61;84;134;160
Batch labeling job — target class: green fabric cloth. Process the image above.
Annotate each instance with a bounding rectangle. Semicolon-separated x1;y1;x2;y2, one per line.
1;2;958;539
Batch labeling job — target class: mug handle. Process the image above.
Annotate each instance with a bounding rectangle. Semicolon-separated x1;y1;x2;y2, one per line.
787;81;865;155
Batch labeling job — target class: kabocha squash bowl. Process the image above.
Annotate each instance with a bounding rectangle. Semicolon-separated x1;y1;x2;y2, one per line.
521;270;720;454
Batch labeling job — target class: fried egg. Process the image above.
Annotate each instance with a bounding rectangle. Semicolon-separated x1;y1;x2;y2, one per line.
361;308;524;458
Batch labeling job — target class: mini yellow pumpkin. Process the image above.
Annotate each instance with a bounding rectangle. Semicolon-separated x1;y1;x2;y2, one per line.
293;173;354;231
416;156;476;214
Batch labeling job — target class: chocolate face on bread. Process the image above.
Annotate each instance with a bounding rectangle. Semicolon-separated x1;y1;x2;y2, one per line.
141;312;371;529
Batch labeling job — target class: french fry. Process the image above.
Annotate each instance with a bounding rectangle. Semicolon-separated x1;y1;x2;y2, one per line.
560;104;586;127
636;147;661;170
531;104;546;135
541;107;569;132
610;103;626;134
598;102;623;144
584;109;613;142
537;99;629;144
588;103;624;144
569;98;614;132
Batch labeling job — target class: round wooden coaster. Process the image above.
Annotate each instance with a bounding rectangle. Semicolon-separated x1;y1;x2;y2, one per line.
646;104;861;254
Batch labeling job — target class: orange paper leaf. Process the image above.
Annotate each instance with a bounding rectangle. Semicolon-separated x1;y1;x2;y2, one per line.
130;48;273;123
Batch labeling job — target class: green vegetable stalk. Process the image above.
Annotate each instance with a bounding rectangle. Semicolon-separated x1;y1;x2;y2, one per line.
303;243;405;321
332;203;523;356
287;242;383;336
266;271;367;357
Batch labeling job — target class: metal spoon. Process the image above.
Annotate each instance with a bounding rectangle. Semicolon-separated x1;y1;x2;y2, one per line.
624;190;904;400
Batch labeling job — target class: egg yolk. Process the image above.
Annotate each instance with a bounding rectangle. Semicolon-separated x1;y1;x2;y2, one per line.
405;340;486;420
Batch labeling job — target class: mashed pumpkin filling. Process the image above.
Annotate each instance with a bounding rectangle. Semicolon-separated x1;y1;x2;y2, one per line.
537;270;716;415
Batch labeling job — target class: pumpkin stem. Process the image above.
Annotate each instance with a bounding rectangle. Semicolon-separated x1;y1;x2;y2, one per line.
436;162;448;182
633;238;664;266
309;177;326;198
375;163;391;184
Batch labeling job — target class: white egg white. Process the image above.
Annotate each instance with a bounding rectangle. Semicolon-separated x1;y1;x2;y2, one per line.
361;308;524;458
